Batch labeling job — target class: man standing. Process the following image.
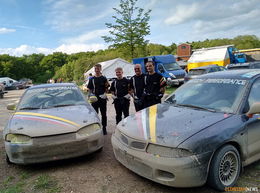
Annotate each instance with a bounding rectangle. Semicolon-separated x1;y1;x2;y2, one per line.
130;64;146;111
143;61;167;108
87;64;110;135
110;67;131;124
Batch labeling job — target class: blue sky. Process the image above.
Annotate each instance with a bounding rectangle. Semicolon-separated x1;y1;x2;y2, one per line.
0;0;260;56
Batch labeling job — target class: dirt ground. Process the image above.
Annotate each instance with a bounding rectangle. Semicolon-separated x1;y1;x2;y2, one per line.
0;90;259;193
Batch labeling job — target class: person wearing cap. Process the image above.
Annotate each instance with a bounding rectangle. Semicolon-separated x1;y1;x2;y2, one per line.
143;60;167;108
87;63;110;135
110;67;131;124
130;64;146;111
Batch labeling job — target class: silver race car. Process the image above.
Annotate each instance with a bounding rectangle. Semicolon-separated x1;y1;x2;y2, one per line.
4;83;103;164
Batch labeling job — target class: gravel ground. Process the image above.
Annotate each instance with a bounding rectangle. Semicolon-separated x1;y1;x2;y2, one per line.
0;89;259;193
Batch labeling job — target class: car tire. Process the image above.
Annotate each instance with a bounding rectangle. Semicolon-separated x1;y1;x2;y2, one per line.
96;147;103;153
16;86;19;90
207;145;241;191
0;93;3;99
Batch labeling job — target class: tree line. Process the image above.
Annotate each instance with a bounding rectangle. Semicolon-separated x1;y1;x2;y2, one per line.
0;35;260;84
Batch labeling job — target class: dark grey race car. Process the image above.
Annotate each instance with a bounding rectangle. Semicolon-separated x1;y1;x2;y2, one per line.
112;69;260;191
3;83;104;164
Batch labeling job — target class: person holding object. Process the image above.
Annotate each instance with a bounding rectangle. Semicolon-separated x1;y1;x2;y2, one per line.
143;61;167;108
87;63;110;135
130;64;146;111
110;67;130;124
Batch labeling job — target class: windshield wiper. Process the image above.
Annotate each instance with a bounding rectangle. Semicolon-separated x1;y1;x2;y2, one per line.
19;107;40;110
177;104;216;112
48;104;76;108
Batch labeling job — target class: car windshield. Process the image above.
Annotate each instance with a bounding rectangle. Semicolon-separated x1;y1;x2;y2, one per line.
188;69;206;75
163;63;181;71
166;78;247;113
18;86;86;110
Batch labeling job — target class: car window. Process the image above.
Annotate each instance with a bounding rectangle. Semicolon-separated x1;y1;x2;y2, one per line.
18;86;86;109
253;63;260;69
166;78;247;113
248;78;260;108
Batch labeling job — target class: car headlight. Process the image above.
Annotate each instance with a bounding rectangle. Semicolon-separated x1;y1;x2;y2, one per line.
77;123;101;136
169;73;176;78
5;134;32;144
146;143;193;158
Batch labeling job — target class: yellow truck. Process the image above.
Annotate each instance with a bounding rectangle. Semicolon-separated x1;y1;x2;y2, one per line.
187;45;247;71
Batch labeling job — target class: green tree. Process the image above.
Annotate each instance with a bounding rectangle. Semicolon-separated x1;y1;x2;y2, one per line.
102;0;151;59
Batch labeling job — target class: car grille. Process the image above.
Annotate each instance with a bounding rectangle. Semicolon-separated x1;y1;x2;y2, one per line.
119;133;147;150
174;73;185;79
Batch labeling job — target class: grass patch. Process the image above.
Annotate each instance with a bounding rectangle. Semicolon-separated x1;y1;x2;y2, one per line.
33;174;61;193
165;86;177;94
0;173;61;193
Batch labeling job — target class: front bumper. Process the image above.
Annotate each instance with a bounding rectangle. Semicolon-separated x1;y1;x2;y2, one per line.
5;130;104;164
111;133;211;188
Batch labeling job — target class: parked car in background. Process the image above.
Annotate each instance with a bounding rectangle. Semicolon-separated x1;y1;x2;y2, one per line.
0;77;24;90
8;81;26;90
0;82;7;98
226;61;260;70
112;69;260;191
19;78;33;88
4;83;104;164
184;64;225;82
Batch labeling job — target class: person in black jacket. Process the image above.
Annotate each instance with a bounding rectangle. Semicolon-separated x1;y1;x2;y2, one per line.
130;64;146;111
87;63;110;135
110;67;131;124
143;61;167;108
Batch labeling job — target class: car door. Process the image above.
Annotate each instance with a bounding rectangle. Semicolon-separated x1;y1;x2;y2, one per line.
246;78;260;162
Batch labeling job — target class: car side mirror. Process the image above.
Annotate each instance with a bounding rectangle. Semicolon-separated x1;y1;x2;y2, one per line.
246;102;260;118
7;103;17;111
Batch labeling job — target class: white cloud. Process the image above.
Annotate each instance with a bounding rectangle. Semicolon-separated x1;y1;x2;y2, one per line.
43;0;114;32
164;3;199;25
0;27;16;34
62;29;109;44
0;45;52;56
0;43;107;56
55;43;107;54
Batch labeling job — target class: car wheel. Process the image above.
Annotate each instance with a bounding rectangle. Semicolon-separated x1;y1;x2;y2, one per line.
16;86;19;90
208;145;241;191
96;147;103;153
0;93;3;99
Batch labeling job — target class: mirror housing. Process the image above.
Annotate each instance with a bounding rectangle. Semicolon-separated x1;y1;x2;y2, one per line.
246;102;260;118
7;103;17;111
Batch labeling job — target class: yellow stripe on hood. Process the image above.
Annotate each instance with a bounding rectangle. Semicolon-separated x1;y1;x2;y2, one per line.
149;105;157;143
15;112;80;127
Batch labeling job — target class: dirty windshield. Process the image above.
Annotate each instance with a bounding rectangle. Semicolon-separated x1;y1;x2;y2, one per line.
18;86;86;110
166;78;247;113
163;62;181;71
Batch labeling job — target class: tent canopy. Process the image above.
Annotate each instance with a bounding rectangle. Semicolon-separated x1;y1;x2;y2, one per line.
85;58;135;79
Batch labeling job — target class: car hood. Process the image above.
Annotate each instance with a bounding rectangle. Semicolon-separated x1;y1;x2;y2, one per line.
7;105;99;137
118;103;231;147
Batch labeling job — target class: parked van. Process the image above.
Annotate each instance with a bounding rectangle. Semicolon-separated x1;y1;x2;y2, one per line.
0;77;19;90
133;54;187;86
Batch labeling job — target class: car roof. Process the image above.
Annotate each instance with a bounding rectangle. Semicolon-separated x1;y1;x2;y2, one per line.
191;65;219;70
29;83;77;89
197;69;260;80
